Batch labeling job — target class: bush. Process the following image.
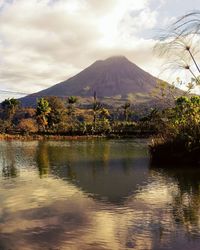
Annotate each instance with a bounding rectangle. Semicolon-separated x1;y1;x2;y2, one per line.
17;118;38;134
0;119;12;133
112;121;138;135
150;96;200;164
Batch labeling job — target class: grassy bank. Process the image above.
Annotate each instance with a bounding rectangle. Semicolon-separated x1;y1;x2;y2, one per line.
0;131;153;141
0;133;106;141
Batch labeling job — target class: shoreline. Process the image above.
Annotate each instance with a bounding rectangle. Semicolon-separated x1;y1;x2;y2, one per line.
0;134;105;141
0;133;151;141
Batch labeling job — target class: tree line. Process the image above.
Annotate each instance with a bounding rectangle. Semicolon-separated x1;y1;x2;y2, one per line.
0;94;156;136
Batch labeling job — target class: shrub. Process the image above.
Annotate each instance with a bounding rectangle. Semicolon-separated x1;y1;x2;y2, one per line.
17;118;38;134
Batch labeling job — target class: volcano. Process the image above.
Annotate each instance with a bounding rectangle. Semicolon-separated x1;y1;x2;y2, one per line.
20;56;177;106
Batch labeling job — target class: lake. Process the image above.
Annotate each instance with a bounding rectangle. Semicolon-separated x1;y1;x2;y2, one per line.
0;139;200;250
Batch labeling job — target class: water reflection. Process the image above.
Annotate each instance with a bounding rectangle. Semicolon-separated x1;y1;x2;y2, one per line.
0;140;200;249
35;140;150;203
151;166;200;240
1;142;18;178
36;142;50;178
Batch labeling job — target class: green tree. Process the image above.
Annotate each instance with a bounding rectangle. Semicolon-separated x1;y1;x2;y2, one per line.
46;96;67;132
99;108;110;120
155;96;200;147
67;96;78;117
68;96;78;104
2;98;20;121
173;96;200;132
98;108;111;134
36;98;51;132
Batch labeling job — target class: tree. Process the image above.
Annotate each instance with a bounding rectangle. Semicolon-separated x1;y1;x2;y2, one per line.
153;95;200;144
36;98;51;132
67;96;78;117
1;98;20;121
67;96;78;104
46;96;67;131
149;95;200;164
122;102;131;122
173;96;200;129
97;108;111;134
99;108;110;120
92;91;102;131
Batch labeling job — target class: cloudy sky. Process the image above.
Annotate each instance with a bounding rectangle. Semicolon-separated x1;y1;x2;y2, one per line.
0;0;199;100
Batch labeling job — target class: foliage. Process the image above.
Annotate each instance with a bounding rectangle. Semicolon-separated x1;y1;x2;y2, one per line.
153;96;200;140
92;102;102;127
17;118;38;134
94;120;111;134
67;96;78;118
68;96;78;104
149;11;200;164
150;95;200;164
112;121;138;135
46;96;67;131
122;102;131;121
0;119;12;133
170;96;200;141
99;108;110;119
1;98;21;120
0;101;157;137
36;98;51;131
0;95;159;137
139;108;166;134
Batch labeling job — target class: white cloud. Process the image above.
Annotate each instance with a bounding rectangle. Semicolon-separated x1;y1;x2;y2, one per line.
0;0;186;101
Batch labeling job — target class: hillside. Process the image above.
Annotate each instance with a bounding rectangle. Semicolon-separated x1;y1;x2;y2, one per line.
20;56;181;107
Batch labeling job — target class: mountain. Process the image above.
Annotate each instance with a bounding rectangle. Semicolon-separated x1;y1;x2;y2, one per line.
20;56;180;107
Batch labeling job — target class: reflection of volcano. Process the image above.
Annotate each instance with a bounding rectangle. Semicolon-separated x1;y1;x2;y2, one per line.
52;157;150;203
44;140;150;203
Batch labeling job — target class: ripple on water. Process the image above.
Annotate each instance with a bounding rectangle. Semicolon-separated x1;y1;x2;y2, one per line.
0;139;200;250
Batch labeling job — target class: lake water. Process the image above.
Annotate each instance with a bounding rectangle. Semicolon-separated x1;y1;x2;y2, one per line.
0;139;200;250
